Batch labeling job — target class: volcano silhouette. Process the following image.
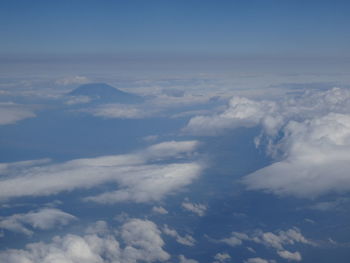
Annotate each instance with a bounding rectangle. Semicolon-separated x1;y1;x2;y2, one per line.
68;83;143;104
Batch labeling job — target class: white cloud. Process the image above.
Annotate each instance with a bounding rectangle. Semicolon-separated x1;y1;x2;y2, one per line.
0;218;169;263
65;95;91;105
277;250;302;261
88;103;151;119
245;257;271;263
121;219;170;262
181;200;207;216
84;163;201;204
0;102;36;125
0;208;76;235
0;141;202;203
213;252;231;263
221;232;249;247
243;113;350;197
55;76;90;86
220;227;312;261
185;96;280;136
162;225;196;246
185;87;350;198
152;206;168;214
179;254;198;263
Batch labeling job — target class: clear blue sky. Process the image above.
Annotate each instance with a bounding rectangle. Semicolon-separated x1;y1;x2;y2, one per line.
0;0;349;57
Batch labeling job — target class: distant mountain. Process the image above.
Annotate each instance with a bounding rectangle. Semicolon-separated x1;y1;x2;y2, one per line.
68;83;143;104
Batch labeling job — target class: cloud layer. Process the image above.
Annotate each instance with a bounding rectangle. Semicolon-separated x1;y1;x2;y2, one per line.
220;227;312;262
186;88;350;198
0;218;169;263
0;208;76;235
0;141;202;203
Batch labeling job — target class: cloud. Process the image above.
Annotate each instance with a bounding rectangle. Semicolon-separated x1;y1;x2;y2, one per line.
88;103;151;119
0;102;36;125
179;254;198;263
65;95;91;105
184;96;280;136
277;250;302;261
243;113;350;197
181;200;207;216
152;206;168;214
213;252;231;263
245;257;271;263
0;141;202;203
220;227;312;261
121;219;170;262
55;76;90;86
162;225;196;246
185;87;350;198
0;218;169;263
0;208;76;235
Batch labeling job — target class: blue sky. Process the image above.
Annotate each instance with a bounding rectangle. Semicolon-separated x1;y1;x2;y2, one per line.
1;0;349;57
2;2;350;263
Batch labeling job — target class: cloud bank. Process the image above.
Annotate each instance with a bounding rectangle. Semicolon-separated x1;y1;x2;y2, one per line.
0;141;202;203
0;102;36;125
0;218;169;263
186;88;350;198
0;208;76;235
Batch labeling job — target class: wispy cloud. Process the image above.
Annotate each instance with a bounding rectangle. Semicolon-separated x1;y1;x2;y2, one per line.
0;141;202;203
0;208;76;235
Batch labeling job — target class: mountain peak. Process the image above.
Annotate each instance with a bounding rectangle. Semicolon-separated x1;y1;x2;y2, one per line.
68;83;143;104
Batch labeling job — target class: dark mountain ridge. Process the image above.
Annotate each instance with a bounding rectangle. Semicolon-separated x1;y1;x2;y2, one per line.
68;83;143;104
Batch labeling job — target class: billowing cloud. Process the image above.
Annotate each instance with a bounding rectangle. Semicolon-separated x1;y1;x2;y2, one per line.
185;87;350;198
0;102;36;125
277;250;302;261
162;225;196;246
185;96;280;136
0;218;169;263
181;200;207;216
121;219;170;262
243;113;350;197
0;141;202;203
0;208;76;235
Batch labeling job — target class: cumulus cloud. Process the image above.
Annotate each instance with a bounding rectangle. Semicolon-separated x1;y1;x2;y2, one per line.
179;254;198;263
162;225;196;246
277;250;302;261
0;141;202;203
121;219;170;262
244;113;350;197
0;208;76;235
0;218;169;263
181;200;207;216
185;96;280;136
213;252;231;263
185;87;350;198
220;227;312;261
0;102;36;125
152;206;168;214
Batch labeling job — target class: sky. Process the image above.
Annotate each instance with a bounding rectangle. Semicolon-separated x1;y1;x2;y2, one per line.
1;0;350;57
1;1;350;263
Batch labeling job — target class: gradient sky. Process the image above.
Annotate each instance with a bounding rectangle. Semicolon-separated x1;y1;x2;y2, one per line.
0;0;349;57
